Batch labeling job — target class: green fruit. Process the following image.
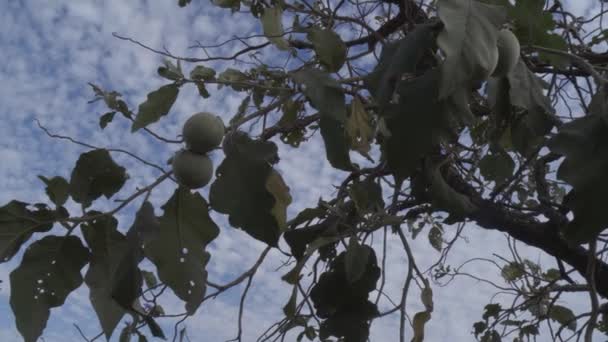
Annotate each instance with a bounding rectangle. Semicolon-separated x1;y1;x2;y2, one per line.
492;29;520;78
172;150;214;189
182;112;225;154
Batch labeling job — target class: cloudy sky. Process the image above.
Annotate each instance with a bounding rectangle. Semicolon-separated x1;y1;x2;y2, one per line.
0;1;603;341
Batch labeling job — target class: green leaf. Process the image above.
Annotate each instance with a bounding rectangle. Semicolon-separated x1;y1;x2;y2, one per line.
144;315;166;339
412;311;431;342
289;69;355;169
473;321;487;337
211;0;240;10
218;68;249;91
141;270;158;288
348;178;384;215
483;303;502;320
144;188;219;315
119;323;133;342
292;68;346;122
507;60;555;155
365;24;438;110
307;27;347;72
508;0;567;66
131;84;179;132
10;236;90;342
319;115;353;171
548;305;576;331
542;268;561;282
481;330;502;342
420;282;434;312
437;0;507;98
283;287;297;318
157;59;184;81
190;65;216;81
261;7;290;50
0;201;54;263
82;216;128;340
99;111;116;129
178;0;192;7
38;175;70;206
344;238;371;284
69;149;128;208
428;225;443;252
479;150;515;184
501;262;525;282
210;132;287;246
381;70;453;181
548;114;608;243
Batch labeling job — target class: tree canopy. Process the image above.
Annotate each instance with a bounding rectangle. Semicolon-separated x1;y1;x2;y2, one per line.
3;0;608;341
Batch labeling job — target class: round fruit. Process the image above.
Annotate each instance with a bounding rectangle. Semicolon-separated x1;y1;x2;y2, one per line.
182;112;225;154
171;150;214;189
492;29;520;78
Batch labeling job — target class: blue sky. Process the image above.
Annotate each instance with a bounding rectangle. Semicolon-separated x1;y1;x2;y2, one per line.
0;1;603;341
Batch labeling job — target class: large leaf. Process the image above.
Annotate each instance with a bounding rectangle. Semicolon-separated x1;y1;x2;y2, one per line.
82;216;128;340
131;84;179;132
381;69;452;181
548;305;576;331
307;27;347;72
210;131;287;246
548;114;608;243
292;68;346;122
145;188;219;315
437;0;506;98
291;68;353;170
38;176;69;206
69;149;128;208
319;115;353;171
508;0;567;65
507;60;555;155
261;7;290;50
0;201;55;263
10;236;90;342
344;238;371;284
365;24;438;110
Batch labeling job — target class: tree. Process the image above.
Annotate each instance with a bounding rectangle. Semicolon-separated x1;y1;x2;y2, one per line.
3;0;608;341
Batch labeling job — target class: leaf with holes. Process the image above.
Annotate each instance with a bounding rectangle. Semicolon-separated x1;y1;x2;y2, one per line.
10;236;90;342
131;84;179;132
346;98;374;160
69;149;128;208
211;132;289;246
0;201;55;263
144;187;219;315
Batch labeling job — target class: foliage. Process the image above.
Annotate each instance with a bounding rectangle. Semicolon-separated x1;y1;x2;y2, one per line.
5;0;608;341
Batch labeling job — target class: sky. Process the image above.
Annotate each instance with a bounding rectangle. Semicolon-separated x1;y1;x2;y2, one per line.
0;1;603;341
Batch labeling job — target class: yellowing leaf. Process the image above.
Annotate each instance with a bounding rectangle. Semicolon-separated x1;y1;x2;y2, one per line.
346;98;374;160
412;311;432;342
261;7;290;50
307;27;347;72
266;169;292;231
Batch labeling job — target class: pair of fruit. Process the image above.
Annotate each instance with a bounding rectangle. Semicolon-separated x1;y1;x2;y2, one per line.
172;112;225;189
